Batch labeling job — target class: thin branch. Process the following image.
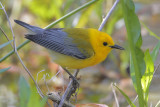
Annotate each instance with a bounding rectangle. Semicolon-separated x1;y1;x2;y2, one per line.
0;40;30;62
0;2;16;51
45;0;98;29
44;74;51;93
0;26;13;48
98;0;119;31
47;67;62;83
48;92;75;107
58;69;79;107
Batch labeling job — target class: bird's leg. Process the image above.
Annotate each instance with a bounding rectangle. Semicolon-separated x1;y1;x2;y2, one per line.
62;68;79;88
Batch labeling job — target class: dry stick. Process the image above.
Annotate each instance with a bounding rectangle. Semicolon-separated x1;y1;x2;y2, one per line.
58;1;120;107
0;2;51;107
0;26;13;48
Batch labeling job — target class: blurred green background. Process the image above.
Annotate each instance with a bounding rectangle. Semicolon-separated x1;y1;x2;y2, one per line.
0;0;160;106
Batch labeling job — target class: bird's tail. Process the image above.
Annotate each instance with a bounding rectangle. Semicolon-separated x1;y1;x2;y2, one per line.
14;20;43;34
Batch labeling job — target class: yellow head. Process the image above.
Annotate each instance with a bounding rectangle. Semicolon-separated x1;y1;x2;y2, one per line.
88;29;124;63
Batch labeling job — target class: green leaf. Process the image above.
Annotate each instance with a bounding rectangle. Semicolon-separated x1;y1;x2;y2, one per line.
40;97;47;107
130;58;136;90
141;49;154;103
141;22;160;40
0;67;11;73
27;88;47;107
0;40;13;49
114;84;136;107
121;0;145;106
19;76;31;107
151;41;160;62
76;5;94;27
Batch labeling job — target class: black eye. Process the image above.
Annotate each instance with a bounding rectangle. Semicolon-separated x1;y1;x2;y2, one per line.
103;42;108;46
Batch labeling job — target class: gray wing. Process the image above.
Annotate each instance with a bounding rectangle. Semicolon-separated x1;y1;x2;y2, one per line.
25;28;91;59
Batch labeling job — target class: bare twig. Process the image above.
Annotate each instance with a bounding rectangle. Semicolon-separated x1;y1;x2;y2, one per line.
48;92;75;107
111;83;119;107
44;74;51;93
98;0;120;31
0;2;16;51
47;67;62;83
0;26;13;48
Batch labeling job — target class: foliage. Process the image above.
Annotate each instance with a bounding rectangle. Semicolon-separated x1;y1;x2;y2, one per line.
119;0;160;106
19;76;47;107
114;84;136;107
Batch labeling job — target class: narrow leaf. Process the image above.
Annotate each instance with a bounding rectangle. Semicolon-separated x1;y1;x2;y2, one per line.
141;22;160;40
0;40;13;49
141;50;154;103
40;97;47;107
0;67;11;73
121;0;145;106
19;76;31;107
114;84;136;107
27;88;46;107
151;41;160;62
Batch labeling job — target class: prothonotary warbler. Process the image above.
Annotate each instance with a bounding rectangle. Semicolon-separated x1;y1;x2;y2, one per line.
14;20;124;71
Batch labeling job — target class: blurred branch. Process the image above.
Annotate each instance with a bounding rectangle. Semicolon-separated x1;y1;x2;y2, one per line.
0;26;13;48
0;40;30;62
0;0;98;62
98;0;119;31
45;0;98;29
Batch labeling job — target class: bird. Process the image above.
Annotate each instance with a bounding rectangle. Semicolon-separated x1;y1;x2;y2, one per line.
14;20;124;80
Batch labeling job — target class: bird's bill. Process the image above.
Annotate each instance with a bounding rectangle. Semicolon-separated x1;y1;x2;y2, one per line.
110;44;124;50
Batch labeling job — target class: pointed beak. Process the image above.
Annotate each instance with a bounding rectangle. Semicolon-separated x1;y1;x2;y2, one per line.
110;44;124;50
